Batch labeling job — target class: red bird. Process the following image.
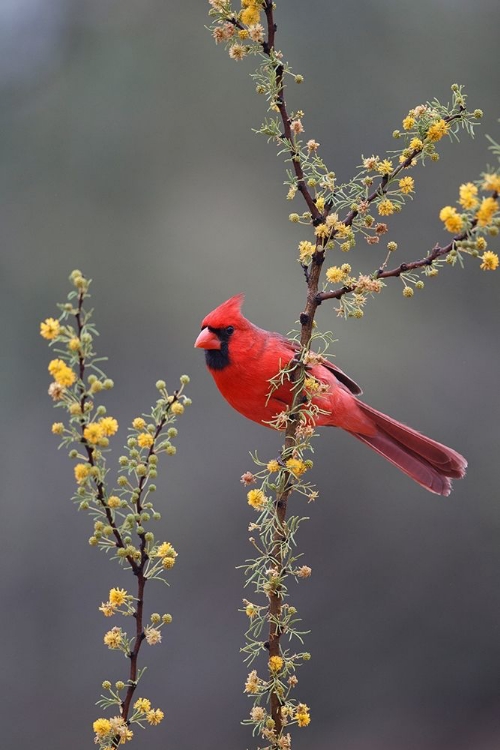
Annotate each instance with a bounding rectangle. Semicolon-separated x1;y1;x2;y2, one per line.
194;294;467;496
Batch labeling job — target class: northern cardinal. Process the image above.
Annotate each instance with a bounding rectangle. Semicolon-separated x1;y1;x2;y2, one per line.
195;294;467;495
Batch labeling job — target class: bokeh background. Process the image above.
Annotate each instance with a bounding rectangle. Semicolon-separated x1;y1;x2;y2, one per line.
1;1;500;748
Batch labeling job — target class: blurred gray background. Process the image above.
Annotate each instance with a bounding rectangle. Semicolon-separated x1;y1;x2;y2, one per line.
1;1;500;748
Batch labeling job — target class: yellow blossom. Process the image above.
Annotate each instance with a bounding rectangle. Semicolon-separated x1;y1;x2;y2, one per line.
93;718;112;738
48;359;76;387
99;602;116;617
134;698;152;713
40;318;60;340
68;337;80;351
245;669;260;694
138;432;154;448
325;266;345;283
377;199;395;216
482;173;500;192
439;206;463;233
103;627;123;649
269;655;284;672
476;237;487;251
84;422;104;444
315;195;325;212
245;602;259;618
51;422;64;435
156;542;177;559
74;463;90;484
314;223;331;239
427;118;449;142
241;6;260;25
171;401;184;415
146;709;164;726
266;459;280;473
99;417;119;436
247;489;266;510
402;115;415;130
459;182;479;209
334;221;351;238
298;240;316;262
109;588;128;606
295;703;311;727
399;176;414;194
285;458;307;477
480;251;499;271
132;417;146;430
409;137;423;150
377;159;393;174
476;196;498;227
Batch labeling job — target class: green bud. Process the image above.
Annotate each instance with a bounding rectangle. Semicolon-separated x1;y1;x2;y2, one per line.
119;456;128;466
77;487;86;497
392;130;401;138
183;398;192;407
79;500;89;510
115;681;125;691
451;83;459;92
149;454;158;465
473;109;483;119
136;526;145;535
167;428;177;438
153;512;161;521
151;613;161;624
302;652;311;661
117;548;127;558
415;280;425;290
69;449;78;458
156;380;166;391
136;464;147;477
166;445;177;456
103;379;114;390
162;614;173;624
149;469;158;478
180;374;190;385
145;532;154;542
127;437;137;448
96;405;106;416
289;213;300;223
141;512;151;522
89;536;98;546
148;485;157;493
102;681;111;690
295;74;304;83
129;449;139;460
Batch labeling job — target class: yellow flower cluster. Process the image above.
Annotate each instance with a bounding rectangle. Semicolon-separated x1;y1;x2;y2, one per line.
269;655;284;673
138;432;154;448
103;627;123;649
459;182;478;209
156;542;177;568
240;0;262;26
134;697;151;713
476;196;498;227
266;459;280;473
295;703;311;727
427;118;449;142
82;417;118;445
74;463;90;484
439;206;463;234
483;173;500;192
40;318;60;340
48;358;76;387
480;251;499;271
298;240;316;263
285;458;307;477
244;669;260;694
377;198;395;217
399;176;414;195
247;488;266;510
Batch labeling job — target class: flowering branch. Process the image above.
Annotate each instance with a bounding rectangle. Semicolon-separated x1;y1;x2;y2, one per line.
42;271;191;747
208;1;499;749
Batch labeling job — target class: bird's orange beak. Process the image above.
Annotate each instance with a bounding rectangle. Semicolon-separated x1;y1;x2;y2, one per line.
194;327;221;350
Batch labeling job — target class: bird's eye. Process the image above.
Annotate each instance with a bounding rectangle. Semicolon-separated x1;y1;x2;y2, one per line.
226;325;235;335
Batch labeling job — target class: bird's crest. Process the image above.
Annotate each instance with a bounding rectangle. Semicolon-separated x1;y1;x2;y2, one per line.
201;293;245;329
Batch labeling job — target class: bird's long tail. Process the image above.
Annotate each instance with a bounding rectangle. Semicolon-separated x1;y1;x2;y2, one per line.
352;402;467;496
